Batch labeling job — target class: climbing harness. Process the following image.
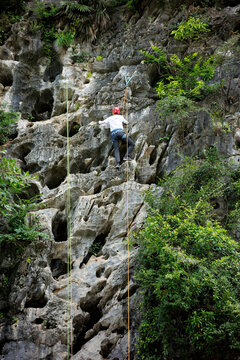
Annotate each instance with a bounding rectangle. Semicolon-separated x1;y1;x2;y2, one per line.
66;81;73;359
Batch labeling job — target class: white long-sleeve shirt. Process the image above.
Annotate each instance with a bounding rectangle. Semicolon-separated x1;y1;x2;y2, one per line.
99;115;128;132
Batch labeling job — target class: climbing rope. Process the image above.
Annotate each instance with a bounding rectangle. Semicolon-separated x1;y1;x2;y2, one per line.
125;72;135;88
122;84;131;360
65;75;133;360
66;81;73;359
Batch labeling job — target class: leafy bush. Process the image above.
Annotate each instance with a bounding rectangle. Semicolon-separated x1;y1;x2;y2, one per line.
171;16;210;41
135;148;240;359
31;0;58;19
136;212;240;360
141;46;218;122
57;0;109;41
0;155;45;249
56;30;75;48
0;109;19;145
145;147;240;229
28;1;59;58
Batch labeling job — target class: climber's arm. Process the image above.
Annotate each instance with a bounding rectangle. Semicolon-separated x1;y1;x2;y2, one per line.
99;118;110;126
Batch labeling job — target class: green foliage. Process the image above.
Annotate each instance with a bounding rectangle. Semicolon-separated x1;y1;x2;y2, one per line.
71;50;90;63
57;1;92;21
136;212;240;359
28;1;59;58
214;34;240;67
31;0;58;19
156;52;216;101
157;95;197;123
57;0;110;42
96;55;104;61
135;148;240;359
75;103;81;111
126;0;141;11
3;277;8;286
0;155;45;249
0;9;24;45
28;0;135;51
141;46;218;122
0;108;19;145
56;30;75;48
171;17;210;41
199;0;216;7
88;241;102;256
41;27;56;58
207;102;232;135
145;147;240;228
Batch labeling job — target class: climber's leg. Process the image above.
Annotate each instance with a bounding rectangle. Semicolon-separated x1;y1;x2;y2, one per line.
112;132;120;164
122;135;135;160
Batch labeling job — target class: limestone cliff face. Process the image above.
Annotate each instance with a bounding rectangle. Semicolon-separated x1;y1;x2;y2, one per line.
0;1;240;359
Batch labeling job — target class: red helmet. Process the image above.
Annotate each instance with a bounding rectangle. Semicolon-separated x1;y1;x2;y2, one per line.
112;106;120;114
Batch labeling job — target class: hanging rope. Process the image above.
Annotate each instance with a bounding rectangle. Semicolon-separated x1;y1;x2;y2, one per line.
122;84;131;360
125;72;135;88
66;81;73;359
65;74;134;359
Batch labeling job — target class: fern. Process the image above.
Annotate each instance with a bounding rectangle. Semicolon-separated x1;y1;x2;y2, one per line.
57;1;109;41
57;2;92;19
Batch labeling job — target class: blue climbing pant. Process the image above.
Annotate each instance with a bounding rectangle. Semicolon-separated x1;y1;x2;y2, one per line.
111;129;135;164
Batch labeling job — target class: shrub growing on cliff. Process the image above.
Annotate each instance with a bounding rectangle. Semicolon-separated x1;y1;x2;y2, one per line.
56;30;75;49
31;0;58;19
56;0;110;41
0;155;44;249
0;108;19;145
141;46;218;122
136;211;240;360
135;148;240;359
171;16;210;40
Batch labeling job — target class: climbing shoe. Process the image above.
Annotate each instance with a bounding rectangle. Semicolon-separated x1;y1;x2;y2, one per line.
115;163;120;169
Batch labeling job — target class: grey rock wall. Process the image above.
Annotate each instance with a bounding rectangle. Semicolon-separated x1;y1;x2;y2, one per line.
0;1;240;359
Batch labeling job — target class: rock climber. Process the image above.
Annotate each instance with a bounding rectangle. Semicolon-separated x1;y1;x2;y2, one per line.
99;107;135;169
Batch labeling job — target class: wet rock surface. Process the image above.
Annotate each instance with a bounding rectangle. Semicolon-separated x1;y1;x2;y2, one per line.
0;1;240;359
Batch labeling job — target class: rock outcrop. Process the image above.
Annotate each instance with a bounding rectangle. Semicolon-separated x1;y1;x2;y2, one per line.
0;1;240;359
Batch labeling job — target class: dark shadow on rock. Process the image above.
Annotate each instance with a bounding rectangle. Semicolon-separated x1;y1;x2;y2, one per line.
43;52;63;83
50;258;71;278
59;122;80;137
25;293;48;309
44;164;67;190
33;88;54;121
52;212;68;243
